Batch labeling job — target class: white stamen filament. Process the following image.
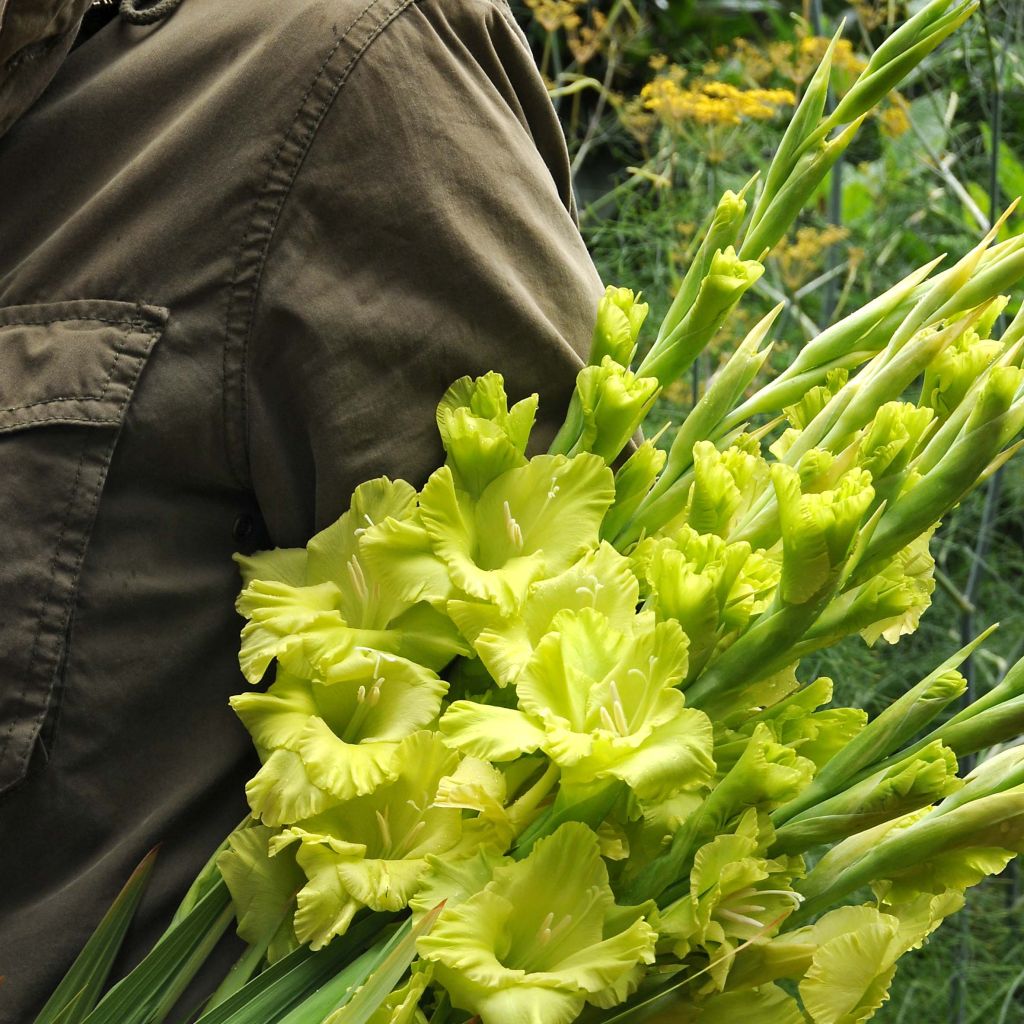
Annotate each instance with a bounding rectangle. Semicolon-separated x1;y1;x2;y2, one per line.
353;513;375;537
718;909;765;929
536;911;555;944
356;685;366;703
367;677;384;706
609;681;630;735
347;555;368;602
756;889;805;906
376;809;392;852
503;500;524;550
599;706;617;733
394;819;427;858
731;904;767;914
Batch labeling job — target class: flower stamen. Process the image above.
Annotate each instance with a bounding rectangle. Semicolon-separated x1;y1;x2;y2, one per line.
503;500;525;551
347;555;369;603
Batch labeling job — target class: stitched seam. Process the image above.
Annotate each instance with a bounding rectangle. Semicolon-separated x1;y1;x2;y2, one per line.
0;320;158;416
0;416;120;431
0;397;120;413
0;316;150;328
0;323;155;780
222;0;419;489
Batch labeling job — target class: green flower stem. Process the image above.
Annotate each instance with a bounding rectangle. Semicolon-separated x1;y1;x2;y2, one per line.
773;629;990;826
642;305;779;509
508;762;561;832
683;597;835;712
793;785;1024;923
512;780;626;859
722;258;942;429
771;742;959;855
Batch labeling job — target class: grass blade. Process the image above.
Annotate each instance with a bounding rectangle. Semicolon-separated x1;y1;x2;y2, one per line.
81;877;232;1024
191;913;393;1024
326;905;445;1024
34;848;159;1024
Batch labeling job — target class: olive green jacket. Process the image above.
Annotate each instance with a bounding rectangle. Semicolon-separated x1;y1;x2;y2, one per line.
0;0;602;1015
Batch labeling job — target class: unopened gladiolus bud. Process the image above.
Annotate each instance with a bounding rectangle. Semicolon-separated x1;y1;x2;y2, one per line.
748;28;838;234
570;358;660;464
657;183;753;346
589;286;649;367
740;118;864;261
774;633;985;825
823;0;976;132
638;248;764;388
726;258;944;428
772;741;961;855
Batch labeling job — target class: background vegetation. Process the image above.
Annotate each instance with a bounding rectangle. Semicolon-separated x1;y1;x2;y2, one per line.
509;1;1024;1019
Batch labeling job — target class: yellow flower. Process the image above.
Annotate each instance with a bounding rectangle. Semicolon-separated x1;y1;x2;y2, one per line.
525;0;581;34
641;76;794;129
879;102;911;138
773;225;850;291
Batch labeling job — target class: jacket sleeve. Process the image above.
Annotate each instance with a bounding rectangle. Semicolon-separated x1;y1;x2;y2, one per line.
244;0;605;545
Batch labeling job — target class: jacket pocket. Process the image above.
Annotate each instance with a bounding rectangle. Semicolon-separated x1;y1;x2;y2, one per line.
0;299;167;795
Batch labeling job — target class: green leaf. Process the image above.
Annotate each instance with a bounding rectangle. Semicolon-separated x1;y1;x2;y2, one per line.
81;878;233;1024
34;848;158;1024
191;914;392;1024
324;904;444;1024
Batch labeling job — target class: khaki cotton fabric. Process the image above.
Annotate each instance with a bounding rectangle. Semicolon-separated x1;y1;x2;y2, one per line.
0;0;603;1016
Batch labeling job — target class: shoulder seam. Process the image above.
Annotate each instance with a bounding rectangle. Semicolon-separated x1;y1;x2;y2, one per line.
222;0;420;490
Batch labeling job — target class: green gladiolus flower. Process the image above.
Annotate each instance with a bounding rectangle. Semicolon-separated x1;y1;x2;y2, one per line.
920;324;1003;421
714;677;865;775
570;357;660;463
436;372;538;497
417;823;657;1024
448;542;639;687
794;901;955;1024
235;477;467;684
657;809;803;989
218;822;304;964
638;525;778;680
366;455;615;616
683;441;772;540
441;609;715;803
271;731;494;949
624;723;815;904
772;464;875;605
589;286;649;367
233;650;448;825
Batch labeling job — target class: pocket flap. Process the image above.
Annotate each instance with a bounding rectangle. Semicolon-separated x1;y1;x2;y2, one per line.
0;300;168;434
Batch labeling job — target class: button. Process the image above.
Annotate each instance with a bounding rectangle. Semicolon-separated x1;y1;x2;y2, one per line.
232;513;255;545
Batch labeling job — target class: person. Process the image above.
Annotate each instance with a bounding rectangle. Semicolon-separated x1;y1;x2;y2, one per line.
0;0;604;1016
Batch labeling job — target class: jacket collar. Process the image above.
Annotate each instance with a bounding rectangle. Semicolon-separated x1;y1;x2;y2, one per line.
0;0;92;141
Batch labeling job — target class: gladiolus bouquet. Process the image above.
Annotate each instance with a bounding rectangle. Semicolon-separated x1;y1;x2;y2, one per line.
39;2;1024;1022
